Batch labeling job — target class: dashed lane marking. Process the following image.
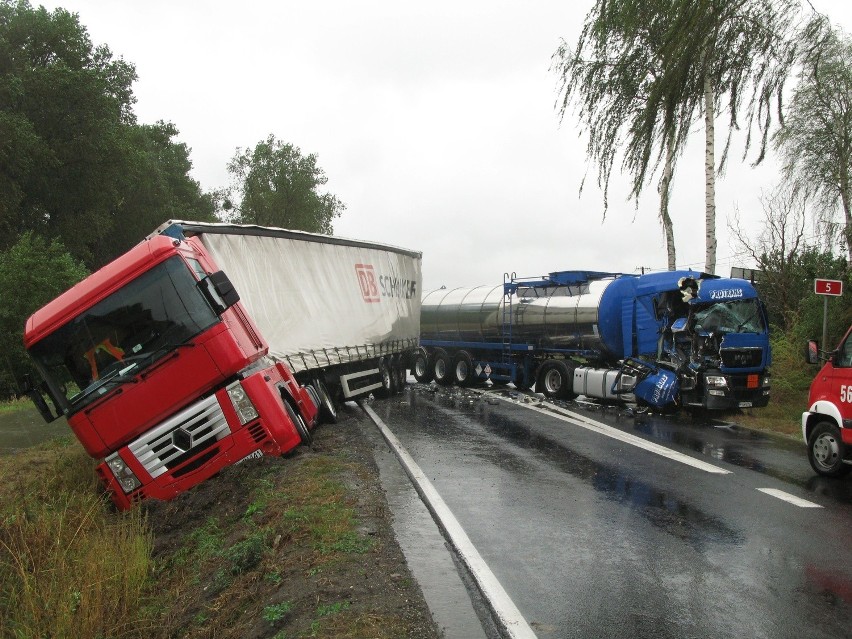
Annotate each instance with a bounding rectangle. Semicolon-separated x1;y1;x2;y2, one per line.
757;488;823;508
361;403;539;639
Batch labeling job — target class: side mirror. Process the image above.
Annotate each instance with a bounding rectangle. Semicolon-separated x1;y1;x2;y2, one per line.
199;270;240;315
22;374;62;423
806;340;820;365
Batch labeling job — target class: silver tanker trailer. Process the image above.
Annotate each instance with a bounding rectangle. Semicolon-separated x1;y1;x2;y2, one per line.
415;270;771;411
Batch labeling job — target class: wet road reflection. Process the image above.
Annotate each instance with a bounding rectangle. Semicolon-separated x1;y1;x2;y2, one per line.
370;383;852;639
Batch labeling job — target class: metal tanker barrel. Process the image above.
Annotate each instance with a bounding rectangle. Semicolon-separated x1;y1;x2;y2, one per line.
421;276;635;360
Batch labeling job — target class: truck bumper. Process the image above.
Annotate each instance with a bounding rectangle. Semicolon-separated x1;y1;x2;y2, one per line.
98;422;286;510
98;370;308;511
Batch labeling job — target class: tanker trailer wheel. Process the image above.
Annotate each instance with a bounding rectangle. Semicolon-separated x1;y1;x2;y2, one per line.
374;358;395;398
312;377;338;423
537;360;576;400
283;398;313;446
453;350;475;387
808;422;852;478
412;348;433;383
432;349;454;386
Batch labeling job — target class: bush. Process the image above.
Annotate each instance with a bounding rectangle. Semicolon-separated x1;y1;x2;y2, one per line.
0;233;87;399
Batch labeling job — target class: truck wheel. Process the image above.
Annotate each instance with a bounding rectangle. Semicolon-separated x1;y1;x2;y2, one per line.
413;349;433;383
283;399;313;446
512;366;532;391
393;357;407;392
432;349;453;386
374;359;394;398
537;360;575;400
453;351;475;387
312;378;338;423
808;422;851;477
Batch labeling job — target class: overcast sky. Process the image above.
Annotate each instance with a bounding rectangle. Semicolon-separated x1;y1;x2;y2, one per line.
36;0;852;292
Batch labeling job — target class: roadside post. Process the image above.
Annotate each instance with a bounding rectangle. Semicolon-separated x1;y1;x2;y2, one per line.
814;278;843;348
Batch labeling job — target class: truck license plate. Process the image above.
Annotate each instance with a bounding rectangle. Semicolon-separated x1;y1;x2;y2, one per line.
236;449;264;464
738;401;753;408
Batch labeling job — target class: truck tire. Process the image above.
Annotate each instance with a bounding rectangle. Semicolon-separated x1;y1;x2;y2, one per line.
432;349;453;386
512;366;532;391
537;360;576;400
374;358;394;398
393;356;407;392
312;378;338;423
808;422;851;477
453;350;475;387
283;399;313;446
413;348;433;383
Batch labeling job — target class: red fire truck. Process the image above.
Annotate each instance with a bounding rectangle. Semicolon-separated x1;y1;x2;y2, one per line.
803;325;852;477
23;222;421;509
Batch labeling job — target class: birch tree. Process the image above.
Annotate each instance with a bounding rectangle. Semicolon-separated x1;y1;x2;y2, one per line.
774;22;852;264
555;0;803;274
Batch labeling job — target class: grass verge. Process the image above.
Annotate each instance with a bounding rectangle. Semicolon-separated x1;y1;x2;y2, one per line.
0;418;436;639
0;438;153;638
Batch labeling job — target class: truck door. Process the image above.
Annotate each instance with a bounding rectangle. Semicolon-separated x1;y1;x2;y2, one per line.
830;331;852;411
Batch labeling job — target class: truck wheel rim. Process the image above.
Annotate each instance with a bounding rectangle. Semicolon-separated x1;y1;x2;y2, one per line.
813;433;840;470
456;361;468;380
545;370;562;393
415;357;427;377
435;360;446;379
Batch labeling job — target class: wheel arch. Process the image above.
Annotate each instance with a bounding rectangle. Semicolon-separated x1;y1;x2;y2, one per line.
803;400;843;442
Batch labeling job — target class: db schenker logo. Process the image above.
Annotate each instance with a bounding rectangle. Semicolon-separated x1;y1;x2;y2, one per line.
355;263;417;303
355;264;380;303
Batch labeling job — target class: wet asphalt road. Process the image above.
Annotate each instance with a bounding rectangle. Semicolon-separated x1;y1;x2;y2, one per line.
369;384;852;639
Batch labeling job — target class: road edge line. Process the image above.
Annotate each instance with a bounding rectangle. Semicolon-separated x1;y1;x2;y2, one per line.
361;402;539;639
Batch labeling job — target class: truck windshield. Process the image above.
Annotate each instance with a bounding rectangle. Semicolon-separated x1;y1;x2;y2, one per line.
28;256;218;412
692;298;765;335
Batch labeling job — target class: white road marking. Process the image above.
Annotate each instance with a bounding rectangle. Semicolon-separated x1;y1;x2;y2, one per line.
757;488;823;508
361;403;539;639
484;392;732;475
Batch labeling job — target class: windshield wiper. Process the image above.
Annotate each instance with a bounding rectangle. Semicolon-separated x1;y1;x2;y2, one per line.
72;367;139;406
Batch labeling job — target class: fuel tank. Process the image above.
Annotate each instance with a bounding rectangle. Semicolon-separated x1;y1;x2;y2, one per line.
420;276;640;359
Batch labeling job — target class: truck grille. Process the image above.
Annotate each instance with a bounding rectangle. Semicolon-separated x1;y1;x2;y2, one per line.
720;347;763;368
128;395;231;478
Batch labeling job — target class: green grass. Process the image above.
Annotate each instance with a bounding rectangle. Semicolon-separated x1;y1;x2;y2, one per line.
0;397;32;414
0;441;154;638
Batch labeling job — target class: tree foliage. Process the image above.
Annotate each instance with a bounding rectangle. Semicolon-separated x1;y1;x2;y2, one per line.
0;0;214;270
0;233;87;397
0;1;217;399
93;121;216;267
730;187;848;332
222;135;344;234
0;1;136;261
774;20;852;264
554;0;804;274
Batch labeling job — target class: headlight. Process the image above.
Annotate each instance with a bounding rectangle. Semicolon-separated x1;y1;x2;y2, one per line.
706;375;728;389
227;382;259;424
105;452;141;494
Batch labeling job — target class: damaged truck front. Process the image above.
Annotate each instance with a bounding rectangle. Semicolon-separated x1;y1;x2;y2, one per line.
415;270;771;412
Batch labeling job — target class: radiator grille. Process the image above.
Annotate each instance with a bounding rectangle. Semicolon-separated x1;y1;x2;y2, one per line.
720;347;763;368
128;395;231;478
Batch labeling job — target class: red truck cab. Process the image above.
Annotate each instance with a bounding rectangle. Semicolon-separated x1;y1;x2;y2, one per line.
24;233;319;509
802;325;852;477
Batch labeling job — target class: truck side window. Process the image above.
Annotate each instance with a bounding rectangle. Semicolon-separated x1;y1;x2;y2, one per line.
838;336;852;368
